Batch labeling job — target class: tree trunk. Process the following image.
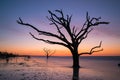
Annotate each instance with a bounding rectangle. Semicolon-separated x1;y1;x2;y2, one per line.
72;67;79;80
72;53;80;68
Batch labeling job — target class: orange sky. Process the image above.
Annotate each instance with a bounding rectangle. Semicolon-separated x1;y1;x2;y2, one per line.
0;26;120;56
0;0;120;56
0;36;119;56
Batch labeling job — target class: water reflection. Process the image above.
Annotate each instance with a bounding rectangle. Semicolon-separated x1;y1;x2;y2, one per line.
0;57;30;64
6;58;9;63
72;67;79;80
0;57;120;80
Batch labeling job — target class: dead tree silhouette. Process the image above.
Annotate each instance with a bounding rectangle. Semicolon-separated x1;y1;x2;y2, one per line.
43;48;55;59
17;10;109;68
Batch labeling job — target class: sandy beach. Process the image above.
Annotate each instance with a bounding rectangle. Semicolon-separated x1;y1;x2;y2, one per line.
0;56;120;80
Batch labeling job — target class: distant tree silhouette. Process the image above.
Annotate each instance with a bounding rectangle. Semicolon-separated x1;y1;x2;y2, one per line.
43;48;55;59
0;51;18;59
17;10;109;68
0;51;19;63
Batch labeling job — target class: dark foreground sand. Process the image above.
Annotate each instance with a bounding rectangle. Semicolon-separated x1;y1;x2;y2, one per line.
0;57;120;80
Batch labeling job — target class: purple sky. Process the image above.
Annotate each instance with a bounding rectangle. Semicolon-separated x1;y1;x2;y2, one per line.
0;0;120;56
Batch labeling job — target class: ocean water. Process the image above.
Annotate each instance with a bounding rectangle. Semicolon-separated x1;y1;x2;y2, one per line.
37;56;120;80
0;56;120;80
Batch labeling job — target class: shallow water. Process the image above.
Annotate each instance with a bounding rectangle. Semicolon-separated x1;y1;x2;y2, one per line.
0;56;120;80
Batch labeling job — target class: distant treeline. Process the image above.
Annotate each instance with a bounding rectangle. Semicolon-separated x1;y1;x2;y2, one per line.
0;51;18;59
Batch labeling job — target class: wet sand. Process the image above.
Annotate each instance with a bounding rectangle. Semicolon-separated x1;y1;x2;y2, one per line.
0;57;120;80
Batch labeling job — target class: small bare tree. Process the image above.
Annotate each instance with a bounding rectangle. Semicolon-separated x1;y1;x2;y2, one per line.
17;10;109;68
43;48;55;59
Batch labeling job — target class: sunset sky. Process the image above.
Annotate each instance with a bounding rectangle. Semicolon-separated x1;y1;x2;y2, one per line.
0;0;120;56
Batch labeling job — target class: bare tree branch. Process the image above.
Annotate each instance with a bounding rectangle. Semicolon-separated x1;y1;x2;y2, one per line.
43;48;55;59
49;50;56;56
47;14;72;46
17;10;109;67
17;10;109;54
29;32;69;47
17;17;72;46
79;41;103;55
17;17;40;32
78;28;93;44
76;12;109;44
47;10;73;38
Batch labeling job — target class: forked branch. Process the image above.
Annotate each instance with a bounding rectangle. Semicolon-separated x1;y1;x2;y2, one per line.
29;32;68;47
79;41;103;56
17;10;109;57
43;48;55;59
76;12;109;43
17;17;72;47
